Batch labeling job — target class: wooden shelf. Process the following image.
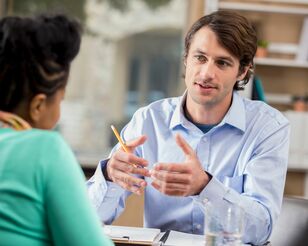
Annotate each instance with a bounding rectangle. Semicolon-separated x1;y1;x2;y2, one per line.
288;167;308;172
266;93;293;105
254;57;308;68
219;1;308;15
256;0;308;4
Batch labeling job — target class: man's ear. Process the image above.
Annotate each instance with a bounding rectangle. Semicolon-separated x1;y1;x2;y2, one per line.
29;94;47;123
237;65;250;81
183;57;187;67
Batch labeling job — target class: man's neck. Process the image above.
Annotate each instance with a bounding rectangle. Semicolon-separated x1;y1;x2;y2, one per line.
184;96;232;125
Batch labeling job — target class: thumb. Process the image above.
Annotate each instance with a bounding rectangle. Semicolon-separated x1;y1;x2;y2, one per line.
175;133;195;156
126;135;147;150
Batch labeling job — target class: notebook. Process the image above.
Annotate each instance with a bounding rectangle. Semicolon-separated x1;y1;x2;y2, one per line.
103;225;250;245
161;230;205;246
103;225;161;245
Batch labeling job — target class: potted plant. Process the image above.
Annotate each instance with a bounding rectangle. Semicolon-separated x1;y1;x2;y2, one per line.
256;40;269;58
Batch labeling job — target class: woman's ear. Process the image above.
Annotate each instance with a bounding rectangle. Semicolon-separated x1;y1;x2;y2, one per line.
29;94;47;123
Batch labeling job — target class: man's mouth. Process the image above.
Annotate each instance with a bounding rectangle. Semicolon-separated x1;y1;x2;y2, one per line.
194;82;216;89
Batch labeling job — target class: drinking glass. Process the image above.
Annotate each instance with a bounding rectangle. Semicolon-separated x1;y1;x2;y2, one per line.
204;199;244;246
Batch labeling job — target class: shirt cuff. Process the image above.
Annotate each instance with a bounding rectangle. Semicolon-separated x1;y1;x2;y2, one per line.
195;175;243;207
99;159;126;197
196;176;228;203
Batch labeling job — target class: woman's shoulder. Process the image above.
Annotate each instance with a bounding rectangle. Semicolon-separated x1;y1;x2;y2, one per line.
21;129;77;170
30;128;62;139
29;129;71;153
19;128;64;142
3;128;70;153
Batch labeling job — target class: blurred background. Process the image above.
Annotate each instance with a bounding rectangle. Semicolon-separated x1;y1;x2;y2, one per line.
1;0;308;201
0;0;186;167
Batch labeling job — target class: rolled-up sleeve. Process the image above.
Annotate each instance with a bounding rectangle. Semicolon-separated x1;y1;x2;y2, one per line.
86;159;130;224
195;120;290;245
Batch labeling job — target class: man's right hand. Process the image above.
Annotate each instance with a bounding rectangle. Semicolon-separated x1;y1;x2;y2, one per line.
106;135;150;195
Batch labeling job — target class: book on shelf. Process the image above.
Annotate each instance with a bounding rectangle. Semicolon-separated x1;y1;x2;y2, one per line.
268;42;298;55
284;111;308;170
296;17;308;61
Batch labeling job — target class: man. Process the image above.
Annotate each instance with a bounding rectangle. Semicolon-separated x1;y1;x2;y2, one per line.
87;11;289;245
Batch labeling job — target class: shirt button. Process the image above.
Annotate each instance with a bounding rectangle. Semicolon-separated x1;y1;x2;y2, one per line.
203;198;209;204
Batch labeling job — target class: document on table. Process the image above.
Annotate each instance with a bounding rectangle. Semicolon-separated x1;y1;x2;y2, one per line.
103;225;161;245
157;231;250;246
160;230;205;246
103;225;249;245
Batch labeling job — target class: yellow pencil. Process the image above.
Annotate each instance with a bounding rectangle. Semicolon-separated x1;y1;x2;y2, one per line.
111;125;139;169
111;125;129;153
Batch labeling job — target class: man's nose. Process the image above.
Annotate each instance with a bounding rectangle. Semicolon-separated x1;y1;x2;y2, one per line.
199;61;215;80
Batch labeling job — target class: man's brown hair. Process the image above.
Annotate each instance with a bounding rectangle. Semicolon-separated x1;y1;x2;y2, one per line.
184;10;257;90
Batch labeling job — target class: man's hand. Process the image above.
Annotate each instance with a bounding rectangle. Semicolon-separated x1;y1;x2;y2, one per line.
150;134;210;196
106;135;150;195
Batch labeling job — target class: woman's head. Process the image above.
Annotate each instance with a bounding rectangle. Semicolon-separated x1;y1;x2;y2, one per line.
0;14;81;129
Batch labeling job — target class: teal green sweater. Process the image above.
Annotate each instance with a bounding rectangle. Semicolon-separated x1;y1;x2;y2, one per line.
0;128;113;246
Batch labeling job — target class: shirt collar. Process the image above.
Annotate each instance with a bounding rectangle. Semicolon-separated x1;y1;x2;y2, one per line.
170;90;190;130
169;91;246;132
221;92;246;132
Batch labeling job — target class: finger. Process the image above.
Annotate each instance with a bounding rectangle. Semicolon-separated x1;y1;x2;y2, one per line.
113;151;148;167
110;158;134;173
150;169;191;184
131;167;151;177
151;181;186;196
116;178;144;195
151;179;188;190
108;157;134;175
153;163;191;173
117;161;150;177
109;154;150;178
113;170;147;188
175;133;195;156
125;135;147;149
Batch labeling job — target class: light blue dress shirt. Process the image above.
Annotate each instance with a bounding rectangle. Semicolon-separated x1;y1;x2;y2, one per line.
87;92;290;245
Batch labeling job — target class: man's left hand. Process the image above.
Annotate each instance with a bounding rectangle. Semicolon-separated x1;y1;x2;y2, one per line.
150;133;211;196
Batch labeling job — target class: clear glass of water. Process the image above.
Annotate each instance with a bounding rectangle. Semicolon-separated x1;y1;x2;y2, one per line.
204;199;244;246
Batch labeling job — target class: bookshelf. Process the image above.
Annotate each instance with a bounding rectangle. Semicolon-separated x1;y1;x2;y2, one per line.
205;0;308;197
218;1;308;14
254;57;308;68
205;0;308;135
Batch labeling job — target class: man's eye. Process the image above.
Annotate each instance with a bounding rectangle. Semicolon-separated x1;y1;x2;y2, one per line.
195;55;206;62
217;60;230;67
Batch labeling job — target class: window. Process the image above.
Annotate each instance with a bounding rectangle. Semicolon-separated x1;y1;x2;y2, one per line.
4;0;186;167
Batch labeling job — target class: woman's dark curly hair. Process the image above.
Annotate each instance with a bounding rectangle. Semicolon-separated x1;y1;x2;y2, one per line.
0;14;82;112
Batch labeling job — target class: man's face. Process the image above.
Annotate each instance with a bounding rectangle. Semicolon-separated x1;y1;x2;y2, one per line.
184;26;247;111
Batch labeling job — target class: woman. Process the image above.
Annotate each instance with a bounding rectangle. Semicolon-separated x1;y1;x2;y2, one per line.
0;14;113;246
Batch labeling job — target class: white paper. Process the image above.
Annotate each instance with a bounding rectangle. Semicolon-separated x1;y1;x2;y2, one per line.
103;225;160;243
163;231;205;246
163;231;250;246
296;17;308;61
